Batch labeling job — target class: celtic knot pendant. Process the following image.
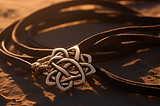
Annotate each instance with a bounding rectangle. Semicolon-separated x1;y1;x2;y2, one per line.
31;45;96;91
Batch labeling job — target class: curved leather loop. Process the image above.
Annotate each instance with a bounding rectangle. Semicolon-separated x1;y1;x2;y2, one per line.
12;0;160;57
1;0;160;95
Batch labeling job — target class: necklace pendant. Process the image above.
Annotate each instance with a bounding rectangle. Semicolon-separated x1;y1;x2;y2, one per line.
31;45;96;92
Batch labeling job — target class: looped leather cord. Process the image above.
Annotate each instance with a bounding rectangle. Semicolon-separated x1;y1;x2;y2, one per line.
1;0;160;95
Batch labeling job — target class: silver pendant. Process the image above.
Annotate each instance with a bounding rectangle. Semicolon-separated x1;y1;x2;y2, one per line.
31;45;96;92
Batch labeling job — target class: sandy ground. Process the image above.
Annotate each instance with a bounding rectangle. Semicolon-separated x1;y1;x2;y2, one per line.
1;0;160;106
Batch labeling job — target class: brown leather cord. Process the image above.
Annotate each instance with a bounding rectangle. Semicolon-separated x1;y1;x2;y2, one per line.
0;21;32;71
28;11;160;49
1;0;160;95
12;0;160;58
2;0;145;68
13;10;160;60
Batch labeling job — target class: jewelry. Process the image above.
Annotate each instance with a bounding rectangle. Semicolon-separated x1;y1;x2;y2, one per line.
31;45;96;91
1;0;160;95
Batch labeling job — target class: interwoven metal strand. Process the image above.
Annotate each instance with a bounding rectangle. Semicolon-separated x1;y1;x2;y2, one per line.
31;45;96;91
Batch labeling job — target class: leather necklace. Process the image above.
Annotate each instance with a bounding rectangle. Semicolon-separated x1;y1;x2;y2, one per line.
1;0;160;95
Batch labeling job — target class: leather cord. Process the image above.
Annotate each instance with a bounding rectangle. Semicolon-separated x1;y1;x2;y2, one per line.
1;0;160;95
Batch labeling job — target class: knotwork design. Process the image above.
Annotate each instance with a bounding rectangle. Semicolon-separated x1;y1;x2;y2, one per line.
31;45;96;91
